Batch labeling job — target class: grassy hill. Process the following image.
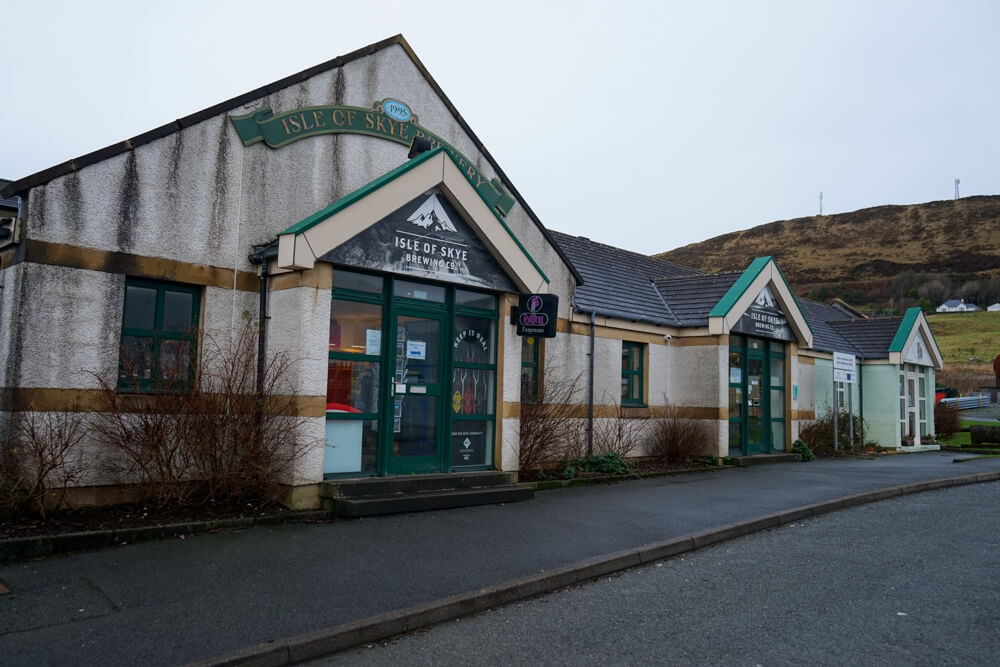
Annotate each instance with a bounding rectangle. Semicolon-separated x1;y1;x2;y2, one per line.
927;311;1000;393
927;311;1000;365
655;196;1000;302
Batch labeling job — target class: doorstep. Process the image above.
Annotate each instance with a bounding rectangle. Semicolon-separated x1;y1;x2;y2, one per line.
729;453;802;467
319;471;534;518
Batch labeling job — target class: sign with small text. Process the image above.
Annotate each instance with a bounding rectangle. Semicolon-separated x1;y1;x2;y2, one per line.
516;294;558;338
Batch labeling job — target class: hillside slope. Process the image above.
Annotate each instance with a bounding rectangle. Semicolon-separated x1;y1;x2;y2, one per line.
655;196;1000;287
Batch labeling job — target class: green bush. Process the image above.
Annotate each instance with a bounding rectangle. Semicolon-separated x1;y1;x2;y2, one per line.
560;452;631;479
791;439;815;462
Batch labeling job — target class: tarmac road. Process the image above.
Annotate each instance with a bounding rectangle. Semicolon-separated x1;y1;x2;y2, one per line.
320;481;1000;666
2;453;1000;665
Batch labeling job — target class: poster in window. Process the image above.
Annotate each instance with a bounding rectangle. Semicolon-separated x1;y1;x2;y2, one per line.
450;422;488;467
406;340;426;359
365;329;381;356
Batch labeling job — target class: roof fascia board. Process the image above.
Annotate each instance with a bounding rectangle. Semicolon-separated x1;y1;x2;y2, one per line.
281;146;443;236
438;161;548;292
390;39;583;287
708;256;770;318
707;258;814;347
893;309;944;369
277;151;548;292
0;34;585;288
278;151;447;270
1;35;405;199
888;307;920;352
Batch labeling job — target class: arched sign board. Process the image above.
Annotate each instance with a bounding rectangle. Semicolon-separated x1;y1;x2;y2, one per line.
515;294;558;338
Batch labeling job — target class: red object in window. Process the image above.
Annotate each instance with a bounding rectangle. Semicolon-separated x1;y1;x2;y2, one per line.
326;402;361;413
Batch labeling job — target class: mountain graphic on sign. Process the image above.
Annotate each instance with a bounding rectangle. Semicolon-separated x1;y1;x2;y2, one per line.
754;286;777;308
406;193;457;232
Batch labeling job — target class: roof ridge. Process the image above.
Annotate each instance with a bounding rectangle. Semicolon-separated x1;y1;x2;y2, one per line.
1;35;406;198
0;36;584;286
650;279;681;326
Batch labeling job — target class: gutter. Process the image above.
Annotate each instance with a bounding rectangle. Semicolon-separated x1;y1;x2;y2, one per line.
571;294;597;457
573;303;678;329
248;243;279;397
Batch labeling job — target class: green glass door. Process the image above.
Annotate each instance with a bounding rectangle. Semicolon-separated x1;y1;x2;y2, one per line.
730;336;786;456
746;355;768;454
385;309;446;474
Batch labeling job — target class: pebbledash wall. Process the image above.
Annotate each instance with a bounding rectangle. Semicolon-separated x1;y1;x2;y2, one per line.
0;36;943;508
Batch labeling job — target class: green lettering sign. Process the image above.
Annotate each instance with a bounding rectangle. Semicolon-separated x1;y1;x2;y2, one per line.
230;100;515;216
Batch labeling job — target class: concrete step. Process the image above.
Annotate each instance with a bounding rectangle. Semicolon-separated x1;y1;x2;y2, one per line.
325;484;535;518
731;453;802;467
320;471;516;500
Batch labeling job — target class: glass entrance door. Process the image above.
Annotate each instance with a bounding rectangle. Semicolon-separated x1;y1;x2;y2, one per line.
746;356;767;454
386;310;445;474
729;336;786;456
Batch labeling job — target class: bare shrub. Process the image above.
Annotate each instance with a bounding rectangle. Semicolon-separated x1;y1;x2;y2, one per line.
936;365;995;396
518;368;584;473
92;317;310;506
798;407;870;453
0;409;90;518
645;407;712;464
593;392;645;459
933;401;960;439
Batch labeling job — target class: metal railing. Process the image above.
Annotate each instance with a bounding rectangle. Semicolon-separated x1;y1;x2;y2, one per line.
940;394;996;410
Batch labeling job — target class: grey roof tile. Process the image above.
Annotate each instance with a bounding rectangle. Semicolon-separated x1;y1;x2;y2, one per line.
828;318;902;359
0;180;17;210
797;298;903;358
653;273;742;327
549;230;701;326
796;299;858;354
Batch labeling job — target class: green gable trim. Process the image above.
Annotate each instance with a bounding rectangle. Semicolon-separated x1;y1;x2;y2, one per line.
280;147;549;284
280;147;442;236
708;256;772;318
231;101;516;217
889;307;922;353
772;259;812;336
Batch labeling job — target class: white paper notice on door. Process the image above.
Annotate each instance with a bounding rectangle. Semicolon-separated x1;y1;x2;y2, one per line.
365;329;381;356
406;340;427;360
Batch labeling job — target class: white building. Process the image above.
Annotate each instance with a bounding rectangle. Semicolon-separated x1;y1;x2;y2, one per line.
936;298;979;313
0;36;944;510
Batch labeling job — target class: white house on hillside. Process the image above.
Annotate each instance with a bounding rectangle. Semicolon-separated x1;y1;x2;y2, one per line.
936;298;979;313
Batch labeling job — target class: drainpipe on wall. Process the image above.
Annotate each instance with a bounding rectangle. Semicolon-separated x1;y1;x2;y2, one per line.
248;244;279;398
572;293;597;458
858;353;865;446
588;309;596;456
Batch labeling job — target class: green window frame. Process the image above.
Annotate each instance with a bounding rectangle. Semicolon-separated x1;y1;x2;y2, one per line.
621;341;645;406
118;278;201;390
520;336;541;404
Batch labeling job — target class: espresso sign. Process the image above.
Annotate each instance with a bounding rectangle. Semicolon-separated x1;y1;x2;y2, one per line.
516;294;558;338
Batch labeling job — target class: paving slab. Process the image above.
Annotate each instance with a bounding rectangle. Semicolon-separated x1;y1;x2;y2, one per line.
2;452;1000;666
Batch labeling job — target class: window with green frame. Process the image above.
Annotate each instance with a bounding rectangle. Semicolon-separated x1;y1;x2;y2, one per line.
621;341;645;406
327;269;387;475
118;278;201;390
520;336;541;404
450;289;498;469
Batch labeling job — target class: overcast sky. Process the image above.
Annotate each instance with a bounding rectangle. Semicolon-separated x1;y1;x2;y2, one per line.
3;1;997;253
